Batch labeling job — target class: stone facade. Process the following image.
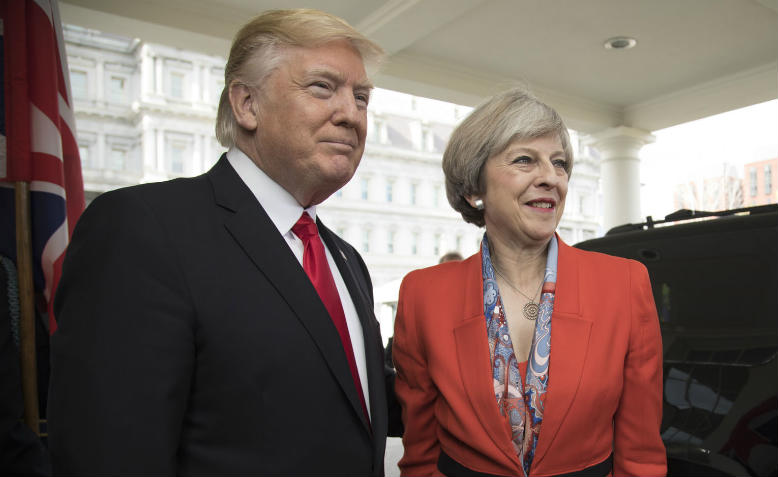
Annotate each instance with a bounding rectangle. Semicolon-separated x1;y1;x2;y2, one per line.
63;25;602;338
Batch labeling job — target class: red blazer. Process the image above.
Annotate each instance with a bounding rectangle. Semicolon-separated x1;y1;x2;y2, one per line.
393;239;666;476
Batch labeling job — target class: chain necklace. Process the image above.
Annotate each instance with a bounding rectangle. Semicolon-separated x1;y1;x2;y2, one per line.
493;265;544;320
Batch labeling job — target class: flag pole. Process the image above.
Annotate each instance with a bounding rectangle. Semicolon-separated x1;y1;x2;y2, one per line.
14;180;40;435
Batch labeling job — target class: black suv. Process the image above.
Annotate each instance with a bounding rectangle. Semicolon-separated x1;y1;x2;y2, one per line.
576;204;778;477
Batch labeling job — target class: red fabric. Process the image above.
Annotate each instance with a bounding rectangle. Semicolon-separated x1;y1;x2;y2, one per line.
393;241;666;476
292;212;369;422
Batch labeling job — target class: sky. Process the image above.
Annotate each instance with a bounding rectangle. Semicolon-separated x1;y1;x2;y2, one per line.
639;99;778;219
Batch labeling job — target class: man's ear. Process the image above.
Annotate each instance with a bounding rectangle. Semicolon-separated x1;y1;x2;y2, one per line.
229;82;258;131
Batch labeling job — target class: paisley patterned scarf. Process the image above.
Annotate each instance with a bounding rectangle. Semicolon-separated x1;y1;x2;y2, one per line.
481;234;558;476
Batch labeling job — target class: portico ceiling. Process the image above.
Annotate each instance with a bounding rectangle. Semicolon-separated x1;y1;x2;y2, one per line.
60;0;777;134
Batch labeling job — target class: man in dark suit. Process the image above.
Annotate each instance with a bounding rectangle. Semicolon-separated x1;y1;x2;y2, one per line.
48;9;398;475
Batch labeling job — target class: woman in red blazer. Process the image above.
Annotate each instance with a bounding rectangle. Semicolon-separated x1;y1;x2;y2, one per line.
393;88;666;477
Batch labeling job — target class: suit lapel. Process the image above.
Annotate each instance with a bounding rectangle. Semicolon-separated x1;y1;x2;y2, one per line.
207;157;367;431
532;241;591;468
319;221;382;434
453;255;522;468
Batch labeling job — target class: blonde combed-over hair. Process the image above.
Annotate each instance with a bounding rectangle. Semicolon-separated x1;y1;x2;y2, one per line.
442;88;574;227
215;9;385;147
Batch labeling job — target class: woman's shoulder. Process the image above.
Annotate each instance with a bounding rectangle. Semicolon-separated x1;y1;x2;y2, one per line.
404;252;478;281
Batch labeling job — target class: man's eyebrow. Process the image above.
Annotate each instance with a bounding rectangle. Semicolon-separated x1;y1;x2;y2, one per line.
305;67;373;90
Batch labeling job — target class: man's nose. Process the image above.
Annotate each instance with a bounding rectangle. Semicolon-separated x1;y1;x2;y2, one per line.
331;90;362;127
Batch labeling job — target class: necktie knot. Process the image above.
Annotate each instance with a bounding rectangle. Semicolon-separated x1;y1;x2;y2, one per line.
292;212;318;242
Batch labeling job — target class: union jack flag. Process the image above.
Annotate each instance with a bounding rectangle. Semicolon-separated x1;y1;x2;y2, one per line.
0;0;84;333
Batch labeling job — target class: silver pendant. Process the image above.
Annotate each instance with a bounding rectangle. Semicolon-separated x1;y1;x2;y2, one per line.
523;302;539;320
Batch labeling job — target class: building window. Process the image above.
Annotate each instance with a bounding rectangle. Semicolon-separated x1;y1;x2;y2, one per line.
108;76;126;103
170;72;184;99
410;183;418;205
434;185;441;207
107;148;126;171
434;233;441;256
387;230;395;254
411;232;419;255
579;194;591;216
78;145;90;168
582;229;596;241
765;164;773;194
70;70;87;99
170;143;185;174
456;235;462;252
362;229;371;253
421;129;430;151
386;181;394;202
334;189;343;198
750;168;758;197
360;178;369;200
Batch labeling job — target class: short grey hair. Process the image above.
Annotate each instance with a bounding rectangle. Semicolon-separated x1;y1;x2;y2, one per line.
442;88;574;227
215;9;385;147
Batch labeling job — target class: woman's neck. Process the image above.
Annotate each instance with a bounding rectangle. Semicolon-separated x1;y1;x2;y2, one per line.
487;232;548;289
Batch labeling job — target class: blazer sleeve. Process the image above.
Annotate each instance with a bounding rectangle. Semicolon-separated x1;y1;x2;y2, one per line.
48;190;195;475
613;261;667;476
392;273;441;476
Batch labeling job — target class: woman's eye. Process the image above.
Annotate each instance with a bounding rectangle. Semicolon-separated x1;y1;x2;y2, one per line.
512;155;532;164
553;159;568;169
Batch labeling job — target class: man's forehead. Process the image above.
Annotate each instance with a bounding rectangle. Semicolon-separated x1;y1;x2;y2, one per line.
285;43;372;88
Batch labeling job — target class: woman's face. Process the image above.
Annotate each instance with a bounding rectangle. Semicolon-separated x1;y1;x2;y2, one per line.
473;134;569;249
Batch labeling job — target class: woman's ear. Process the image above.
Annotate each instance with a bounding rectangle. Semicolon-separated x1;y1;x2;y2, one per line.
465;196;484;210
229;82;259;131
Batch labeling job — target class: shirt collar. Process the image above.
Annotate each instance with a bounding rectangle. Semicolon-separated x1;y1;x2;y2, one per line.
226;147;317;236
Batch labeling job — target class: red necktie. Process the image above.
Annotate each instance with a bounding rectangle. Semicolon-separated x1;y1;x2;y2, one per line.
292;212;369;423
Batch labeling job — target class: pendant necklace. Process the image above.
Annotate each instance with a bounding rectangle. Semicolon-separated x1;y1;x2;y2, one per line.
493;265;544;320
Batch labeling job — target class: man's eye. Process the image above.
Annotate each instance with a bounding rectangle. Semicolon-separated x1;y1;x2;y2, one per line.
355;93;369;106
311;81;331;91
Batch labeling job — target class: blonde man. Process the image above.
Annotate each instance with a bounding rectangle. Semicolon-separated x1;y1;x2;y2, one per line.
50;10;399;475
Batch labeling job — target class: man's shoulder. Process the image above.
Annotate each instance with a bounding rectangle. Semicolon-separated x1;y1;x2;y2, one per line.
89;173;212;216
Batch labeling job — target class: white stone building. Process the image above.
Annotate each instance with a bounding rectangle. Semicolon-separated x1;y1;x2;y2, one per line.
64;25;602;339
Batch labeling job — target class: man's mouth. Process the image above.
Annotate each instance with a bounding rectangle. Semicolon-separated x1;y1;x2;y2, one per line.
322;139;356;149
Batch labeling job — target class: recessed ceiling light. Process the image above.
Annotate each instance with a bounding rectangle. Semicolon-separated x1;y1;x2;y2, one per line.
604;36;637;50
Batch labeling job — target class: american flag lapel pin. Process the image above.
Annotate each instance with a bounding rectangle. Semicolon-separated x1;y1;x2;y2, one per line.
340;249;347;261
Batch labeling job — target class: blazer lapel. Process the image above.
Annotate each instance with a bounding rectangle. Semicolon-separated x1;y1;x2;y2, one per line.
319;221;381;435
453;255;522;468
532;241;591;469
207;157;366;430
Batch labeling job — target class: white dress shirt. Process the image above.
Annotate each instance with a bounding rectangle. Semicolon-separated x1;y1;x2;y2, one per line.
226;147;370;419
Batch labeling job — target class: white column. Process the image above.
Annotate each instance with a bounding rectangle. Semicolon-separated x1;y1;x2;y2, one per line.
141;119;156;175
95;60;105;104
155;57;164;95
140;47;154;98
156;129;165;171
200;65;210;103
191;62;201;103
587;126;655;231
193;133;203;174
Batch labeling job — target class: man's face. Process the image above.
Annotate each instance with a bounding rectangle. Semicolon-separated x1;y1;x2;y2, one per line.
243;40;371;207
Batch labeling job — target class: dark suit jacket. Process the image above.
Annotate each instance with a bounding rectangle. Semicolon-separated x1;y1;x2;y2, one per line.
49;155;395;475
